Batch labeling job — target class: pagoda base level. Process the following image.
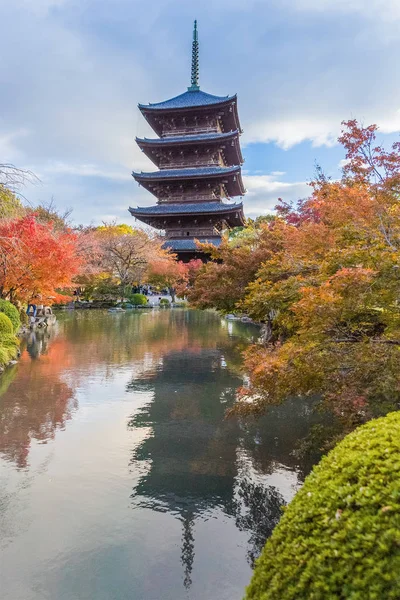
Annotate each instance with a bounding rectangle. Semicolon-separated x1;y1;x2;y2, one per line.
173;249;212;263
162;236;221;263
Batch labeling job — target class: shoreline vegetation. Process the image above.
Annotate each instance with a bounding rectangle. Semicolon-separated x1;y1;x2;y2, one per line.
2;119;400;595
187;121;400;448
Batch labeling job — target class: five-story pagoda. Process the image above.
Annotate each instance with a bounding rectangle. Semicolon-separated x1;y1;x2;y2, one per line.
129;21;246;261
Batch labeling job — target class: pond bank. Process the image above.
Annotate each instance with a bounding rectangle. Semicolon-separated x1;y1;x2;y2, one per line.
0;309;326;600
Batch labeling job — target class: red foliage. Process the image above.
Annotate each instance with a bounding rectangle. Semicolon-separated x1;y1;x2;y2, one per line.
0;215;83;304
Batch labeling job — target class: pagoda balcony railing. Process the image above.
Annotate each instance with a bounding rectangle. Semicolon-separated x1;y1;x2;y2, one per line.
160;159;220;169
162;126;217;137
165;228;219;239
158;195;219;203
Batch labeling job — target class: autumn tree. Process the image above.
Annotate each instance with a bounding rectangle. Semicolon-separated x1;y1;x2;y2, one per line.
147;258;203;302
25;198;73;231
0;163;38;193
188;219;285;313
74;223;173;301
0;215;83;305
176;259;203;299
191;121;400;441
0;186;24;219
95;224;153;290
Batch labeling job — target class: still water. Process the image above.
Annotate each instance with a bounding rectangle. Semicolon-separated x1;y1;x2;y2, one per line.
0;309;320;600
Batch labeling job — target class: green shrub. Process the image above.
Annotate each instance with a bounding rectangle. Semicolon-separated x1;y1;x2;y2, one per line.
246;411;400;600
129;293;147;306
0;334;20;350
0;346;11;365
0;336;18;366
159;298;171;307
0;299;20;332
0;313;14;335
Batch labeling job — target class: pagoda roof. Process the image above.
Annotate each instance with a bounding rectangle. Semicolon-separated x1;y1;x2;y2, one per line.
136;130;243;168
129;201;243;217
132;165;245;197
136;130;238;146
139;89;242;135
139;90;235;111
162;238;222;251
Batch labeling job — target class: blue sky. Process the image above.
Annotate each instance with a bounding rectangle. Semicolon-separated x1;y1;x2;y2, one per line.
1;0;400;224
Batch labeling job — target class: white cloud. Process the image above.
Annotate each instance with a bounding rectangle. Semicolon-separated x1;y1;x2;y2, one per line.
244;118;339;149
39;162;131;181
243;174;309;217
338;158;350;169
289;0;400;20
0;128;31;162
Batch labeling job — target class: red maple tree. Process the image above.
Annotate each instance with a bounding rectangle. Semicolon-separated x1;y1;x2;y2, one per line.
0;215;83;304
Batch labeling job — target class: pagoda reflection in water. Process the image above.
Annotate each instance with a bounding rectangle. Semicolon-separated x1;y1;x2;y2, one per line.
125;312;322;589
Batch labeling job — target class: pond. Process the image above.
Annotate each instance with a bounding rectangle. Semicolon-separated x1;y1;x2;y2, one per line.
0;309;323;600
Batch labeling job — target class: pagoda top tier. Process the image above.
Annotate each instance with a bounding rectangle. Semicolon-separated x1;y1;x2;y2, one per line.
139;90;241;136
139;89;236;112
138;21;242;136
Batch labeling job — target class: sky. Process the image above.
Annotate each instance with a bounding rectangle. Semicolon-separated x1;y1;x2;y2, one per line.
1;0;400;225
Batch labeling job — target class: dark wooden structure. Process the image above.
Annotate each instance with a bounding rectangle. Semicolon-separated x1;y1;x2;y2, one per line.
129;21;246;261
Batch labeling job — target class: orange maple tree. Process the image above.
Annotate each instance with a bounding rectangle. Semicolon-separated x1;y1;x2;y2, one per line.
190;120;400;443
147;258;203;301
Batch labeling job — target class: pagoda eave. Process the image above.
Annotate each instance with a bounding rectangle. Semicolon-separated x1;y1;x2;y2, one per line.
132;166;245;197
136;130;239;147
136;131;243;168
129;201;245;228
139;94;242;136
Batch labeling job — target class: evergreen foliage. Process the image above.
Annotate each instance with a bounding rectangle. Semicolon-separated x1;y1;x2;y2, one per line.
0;312;15;335
0;299;20;332
245;411;400;600
0;186;24;219
129;293;148;306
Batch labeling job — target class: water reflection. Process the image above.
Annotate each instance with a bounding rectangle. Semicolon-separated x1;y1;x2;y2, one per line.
0;329;77;468
125;314;323;587
0;310;328;600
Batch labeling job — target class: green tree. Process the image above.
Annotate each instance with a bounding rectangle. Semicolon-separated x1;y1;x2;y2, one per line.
0;186;24;219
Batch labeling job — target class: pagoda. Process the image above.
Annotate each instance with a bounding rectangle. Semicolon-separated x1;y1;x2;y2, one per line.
129;20;246;261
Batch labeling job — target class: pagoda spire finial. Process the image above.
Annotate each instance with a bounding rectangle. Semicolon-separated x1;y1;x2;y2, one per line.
188;20;200;92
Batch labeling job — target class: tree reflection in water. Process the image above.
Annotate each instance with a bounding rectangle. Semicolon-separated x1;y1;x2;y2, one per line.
0;309;329;591
234;479;284;567
0;327;77;468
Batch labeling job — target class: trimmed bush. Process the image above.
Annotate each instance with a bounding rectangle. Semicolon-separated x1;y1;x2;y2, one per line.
0;336;18;366
246;411;400;600
0;334;20;350
159;298;171;307
129;293;147;306
0;313;14;335
0;299;20;332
